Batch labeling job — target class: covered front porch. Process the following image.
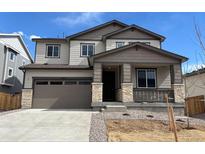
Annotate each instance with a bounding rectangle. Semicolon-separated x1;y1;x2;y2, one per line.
91;63;181;107
90;42;186;109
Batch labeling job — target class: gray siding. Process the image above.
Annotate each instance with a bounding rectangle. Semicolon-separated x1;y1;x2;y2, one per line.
95;46;180;64
93;63;102;82
74;24;124;40
109;29;158;39
0;43;5;82
0;48;30;94
157;66;171;88
122;64;131;83
171;64;182;84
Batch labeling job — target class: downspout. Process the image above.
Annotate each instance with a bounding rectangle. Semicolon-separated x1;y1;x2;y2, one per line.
3;47;8;83
12;52;18;94
22;69;26;89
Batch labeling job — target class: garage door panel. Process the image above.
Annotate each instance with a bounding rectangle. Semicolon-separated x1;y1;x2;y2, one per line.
33;79;92;109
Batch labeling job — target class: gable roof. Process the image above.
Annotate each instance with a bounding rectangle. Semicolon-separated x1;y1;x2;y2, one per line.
103;24;165;41
0;33;33;62
66;20;128;40
91;42;188;62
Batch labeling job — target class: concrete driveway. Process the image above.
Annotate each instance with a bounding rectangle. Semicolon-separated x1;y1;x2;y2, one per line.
0;109;92;141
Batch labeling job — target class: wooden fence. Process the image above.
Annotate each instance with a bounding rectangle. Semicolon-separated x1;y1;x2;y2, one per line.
185;95;205;116
0;92;21;111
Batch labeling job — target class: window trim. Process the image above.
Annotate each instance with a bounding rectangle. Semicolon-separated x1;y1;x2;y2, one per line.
116;42;125;48
136;68;157;88
80;43;95;57
128;41;151;45
9;52;15;62
45;44;60;58
8;67;13;77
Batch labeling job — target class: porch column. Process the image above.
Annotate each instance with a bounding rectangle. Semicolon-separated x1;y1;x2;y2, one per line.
92;63;103;104
171;64;185;103
121;63;134;103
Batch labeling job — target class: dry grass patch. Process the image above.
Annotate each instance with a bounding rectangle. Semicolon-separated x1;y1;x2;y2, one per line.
106;119;205;142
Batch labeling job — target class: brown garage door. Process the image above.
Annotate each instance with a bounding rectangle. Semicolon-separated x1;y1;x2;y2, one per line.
33;79;92;109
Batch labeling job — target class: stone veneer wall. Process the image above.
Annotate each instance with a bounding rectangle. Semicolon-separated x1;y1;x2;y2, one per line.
172;84;185;103
92;82;103;104
21;89;33;109
121;83;134;102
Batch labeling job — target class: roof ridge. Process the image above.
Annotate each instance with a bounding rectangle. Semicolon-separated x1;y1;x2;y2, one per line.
66;19;128;39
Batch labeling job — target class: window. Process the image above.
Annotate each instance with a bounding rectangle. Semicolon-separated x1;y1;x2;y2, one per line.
46;44;60;58
81;43;95;57
50;81;63;85
9;52;15;61
116;42;125;48
22;60;26;66
128;42;150;45
8;67;13;77
36;81;48;85
64;81;77;85
137;69;156;88
79;81;91;85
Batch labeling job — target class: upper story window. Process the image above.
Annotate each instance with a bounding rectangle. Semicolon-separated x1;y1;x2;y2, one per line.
9;51;15;62
116;42;125;48
81;43;95;57
129;42;151;45
46;44;60;58
136;68;156;88
8;67;13;77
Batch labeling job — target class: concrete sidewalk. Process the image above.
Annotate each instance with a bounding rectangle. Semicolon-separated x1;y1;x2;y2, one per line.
0;109;92;141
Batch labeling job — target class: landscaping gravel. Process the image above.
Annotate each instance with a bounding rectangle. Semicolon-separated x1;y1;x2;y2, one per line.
89;109;205;142
89;112;107;142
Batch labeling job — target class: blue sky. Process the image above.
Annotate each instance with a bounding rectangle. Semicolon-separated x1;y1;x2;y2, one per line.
1;12;205;71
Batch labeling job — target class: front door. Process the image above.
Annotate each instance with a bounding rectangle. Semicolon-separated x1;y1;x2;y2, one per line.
103;71;115;101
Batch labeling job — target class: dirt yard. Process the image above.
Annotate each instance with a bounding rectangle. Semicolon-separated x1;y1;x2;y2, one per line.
106;119;205;142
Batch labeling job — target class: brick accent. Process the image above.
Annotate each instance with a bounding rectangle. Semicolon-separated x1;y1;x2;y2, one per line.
21;89;33;109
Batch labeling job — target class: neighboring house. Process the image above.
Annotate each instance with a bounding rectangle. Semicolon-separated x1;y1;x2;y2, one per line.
0;33;33;94
184;68;205;97
20;20;188;111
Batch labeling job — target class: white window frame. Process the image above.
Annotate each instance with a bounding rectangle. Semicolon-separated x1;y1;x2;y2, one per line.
136;68;157;88
9;51;15;62
116;42;125;48
8;67;13;77
80;43;95;57
46;44;60;58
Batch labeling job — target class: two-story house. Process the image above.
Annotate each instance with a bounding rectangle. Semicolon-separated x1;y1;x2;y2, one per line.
20;20;188;112
0;33;33;94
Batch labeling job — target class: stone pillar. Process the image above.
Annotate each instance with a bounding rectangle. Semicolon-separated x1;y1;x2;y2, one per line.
172;84;185;103
21;88;33;109
91;83;103;104
121;64;133;103
122;83;133;103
